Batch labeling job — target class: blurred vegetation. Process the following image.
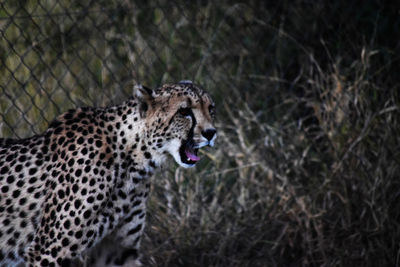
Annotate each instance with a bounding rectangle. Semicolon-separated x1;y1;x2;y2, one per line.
1;0;400;266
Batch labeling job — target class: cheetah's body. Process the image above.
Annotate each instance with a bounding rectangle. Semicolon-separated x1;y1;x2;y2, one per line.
0;82;216;266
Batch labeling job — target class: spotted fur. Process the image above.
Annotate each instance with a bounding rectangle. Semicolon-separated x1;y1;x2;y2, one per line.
0;82;216;267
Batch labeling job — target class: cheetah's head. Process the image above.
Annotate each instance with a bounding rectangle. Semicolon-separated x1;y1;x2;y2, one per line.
135;81;217;168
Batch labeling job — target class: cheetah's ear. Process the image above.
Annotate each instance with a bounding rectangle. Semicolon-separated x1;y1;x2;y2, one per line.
134;84;155;117
134;84;155;100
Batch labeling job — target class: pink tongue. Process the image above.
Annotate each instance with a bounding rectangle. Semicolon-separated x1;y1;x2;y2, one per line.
185;148;200;161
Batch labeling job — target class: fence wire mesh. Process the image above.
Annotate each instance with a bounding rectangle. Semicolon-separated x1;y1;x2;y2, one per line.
1;0;269;138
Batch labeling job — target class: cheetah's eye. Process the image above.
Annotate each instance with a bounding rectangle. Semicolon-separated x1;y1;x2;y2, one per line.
178;107;191;117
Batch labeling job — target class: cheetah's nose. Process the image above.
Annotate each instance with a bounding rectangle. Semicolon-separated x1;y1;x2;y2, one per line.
201;128;217;142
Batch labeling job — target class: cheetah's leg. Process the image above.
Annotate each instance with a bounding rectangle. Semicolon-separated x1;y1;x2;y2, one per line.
88;237;141;267
90;211;146;267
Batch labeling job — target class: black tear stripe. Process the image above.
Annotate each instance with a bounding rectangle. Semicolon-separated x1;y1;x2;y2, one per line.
178;108;196;142
188;109;196;141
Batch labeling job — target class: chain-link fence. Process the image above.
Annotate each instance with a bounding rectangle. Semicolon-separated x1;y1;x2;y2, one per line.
1;0;269;138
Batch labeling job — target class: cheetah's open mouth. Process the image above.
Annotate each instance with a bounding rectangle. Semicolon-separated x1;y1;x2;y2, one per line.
179;139;200;165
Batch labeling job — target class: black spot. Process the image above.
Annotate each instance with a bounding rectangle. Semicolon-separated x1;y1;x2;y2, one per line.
84;165;91;173
54;127;63;134
15;164;22;172
29;168;37;175
58;189;65;199
81;188;87;196
127;224;142;235
19;197;27;205
74;230;82;239
58;137;66;145
51;248;58;257
74;199;81;209
6;175;15;184
14;180;23;189
87;196;95;203
51;154;58;162
64;112;74;120
12;189;21;198
77;137;84;144
86;230;94;237
64;220;71;229
51;143;57;151
62;238;70;247
75;169;82;177
81;148;88;155
72;184;79;193
40;259;49;266
95;140;102;148
20;219;28;228
132;200;141;207
5;154;15;162
0;166;9;174
83;210;91;219
118;190;127;199
125;209;143;223
68;159;75;167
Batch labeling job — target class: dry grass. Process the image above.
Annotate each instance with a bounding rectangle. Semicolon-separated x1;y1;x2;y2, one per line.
143;48;400;266
1;0;399;266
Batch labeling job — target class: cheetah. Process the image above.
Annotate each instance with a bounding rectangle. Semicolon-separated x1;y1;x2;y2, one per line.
0;81;217;266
